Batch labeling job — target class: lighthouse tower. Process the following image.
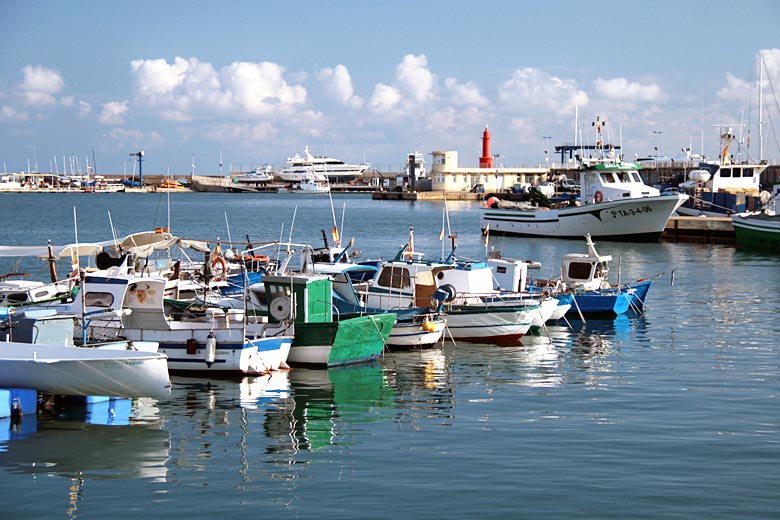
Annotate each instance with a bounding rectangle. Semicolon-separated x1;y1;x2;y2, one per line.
479;125;493;168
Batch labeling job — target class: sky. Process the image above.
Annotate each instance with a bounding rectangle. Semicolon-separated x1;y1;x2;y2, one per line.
1;0;779;176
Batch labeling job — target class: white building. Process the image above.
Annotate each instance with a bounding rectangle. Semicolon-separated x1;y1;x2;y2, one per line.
429;150;548;192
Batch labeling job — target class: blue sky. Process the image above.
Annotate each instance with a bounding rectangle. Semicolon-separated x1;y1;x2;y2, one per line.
1;0;779;176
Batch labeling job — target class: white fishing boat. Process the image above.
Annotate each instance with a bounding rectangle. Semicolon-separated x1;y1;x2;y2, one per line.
361;230;550;345
279;146;370;183
676;127;768;217
277;174;330;194
108;275;293;375
0;341;171;398
0;308;170;398
233;166;274;184
480;122;687;241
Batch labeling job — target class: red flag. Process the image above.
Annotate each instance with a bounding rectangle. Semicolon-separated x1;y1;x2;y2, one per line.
332;226;339;244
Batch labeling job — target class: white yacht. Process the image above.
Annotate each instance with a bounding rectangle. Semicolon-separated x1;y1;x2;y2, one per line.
279;146;370;183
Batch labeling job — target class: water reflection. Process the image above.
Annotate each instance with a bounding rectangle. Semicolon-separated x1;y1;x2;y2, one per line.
279;364;395;452
0;403;169;481
383;348;455;428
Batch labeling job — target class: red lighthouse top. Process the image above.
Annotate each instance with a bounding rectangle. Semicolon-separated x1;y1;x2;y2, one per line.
479;124;493;168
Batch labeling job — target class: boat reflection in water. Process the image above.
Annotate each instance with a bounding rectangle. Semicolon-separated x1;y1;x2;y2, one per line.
278;364;396;451
0;398;169;481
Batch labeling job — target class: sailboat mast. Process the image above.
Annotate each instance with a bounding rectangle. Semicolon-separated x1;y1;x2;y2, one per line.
758;51;764;162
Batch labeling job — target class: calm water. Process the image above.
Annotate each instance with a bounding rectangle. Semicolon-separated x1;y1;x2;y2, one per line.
0;192;778;519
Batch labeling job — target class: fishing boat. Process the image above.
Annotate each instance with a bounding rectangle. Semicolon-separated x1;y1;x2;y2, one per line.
480;118;688;241
0;308;171;398
731;185;780;251
361;230;549;345
0;342;171;398
114;275;292;375
279;146;370;183
527;235;652;318
676;128;768;217
261;272;396;366
277;174;330;194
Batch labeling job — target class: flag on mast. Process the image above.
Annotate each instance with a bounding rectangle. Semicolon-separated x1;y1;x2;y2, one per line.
332;225;339;244
439;227;445;241
483;224;490;247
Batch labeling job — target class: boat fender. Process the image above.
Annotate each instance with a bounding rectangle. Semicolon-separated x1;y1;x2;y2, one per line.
205;332;217;367
211;256;227;281
594;191;604;203
422;319;436;333
186;337;198;355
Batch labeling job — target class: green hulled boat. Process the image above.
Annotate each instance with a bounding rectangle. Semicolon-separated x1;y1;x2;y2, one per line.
263;273;395;367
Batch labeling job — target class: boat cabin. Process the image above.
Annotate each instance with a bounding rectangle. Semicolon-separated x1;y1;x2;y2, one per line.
560;235;612;291
263;273;333;325
579;160;660;204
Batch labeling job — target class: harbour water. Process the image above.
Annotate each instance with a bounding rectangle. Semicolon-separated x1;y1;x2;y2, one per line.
1;193;778;519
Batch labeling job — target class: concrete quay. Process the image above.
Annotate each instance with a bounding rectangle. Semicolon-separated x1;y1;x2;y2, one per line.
661;216;734;244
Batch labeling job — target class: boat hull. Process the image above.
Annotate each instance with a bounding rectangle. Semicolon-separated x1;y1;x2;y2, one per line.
732;214;780;251
561;280;652;318
480;194;687;241
287;313;396;367
442;304;536;345
386;317;445;349
153;335;292;375
0;342;171;398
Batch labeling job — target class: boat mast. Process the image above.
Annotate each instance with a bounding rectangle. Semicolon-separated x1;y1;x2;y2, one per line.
759;51;764;162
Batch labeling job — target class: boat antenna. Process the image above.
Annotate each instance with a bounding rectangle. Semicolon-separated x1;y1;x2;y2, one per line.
440;202;446;261
340;203;346;248
758;50;764;162
107;210;119;250
224;211;233;244
288;205;298;246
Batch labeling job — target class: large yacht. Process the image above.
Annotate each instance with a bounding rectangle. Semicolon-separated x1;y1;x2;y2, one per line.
278;146;370;183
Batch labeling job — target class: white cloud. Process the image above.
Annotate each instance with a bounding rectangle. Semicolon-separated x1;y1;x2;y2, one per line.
716;72;751;101
369;83;401;112
202;121;279;146
224;61;306;114
498;68;588;116
20;65;65;106
426;106;458;131
79;101;92;118
593;77;663;102
99;100;129;125
716;48;780;106
60;96;74;107
0;105;29;122
316;64;363;108
101;127;163;151
130;57;307;121
444;77;489;107
396;54;435;103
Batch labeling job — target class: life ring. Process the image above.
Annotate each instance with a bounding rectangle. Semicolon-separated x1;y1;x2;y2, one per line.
594;190;604;203
211;256;227;281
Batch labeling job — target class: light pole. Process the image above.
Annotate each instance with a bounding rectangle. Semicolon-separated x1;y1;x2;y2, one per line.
653;130;663;160
542;136;552;166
